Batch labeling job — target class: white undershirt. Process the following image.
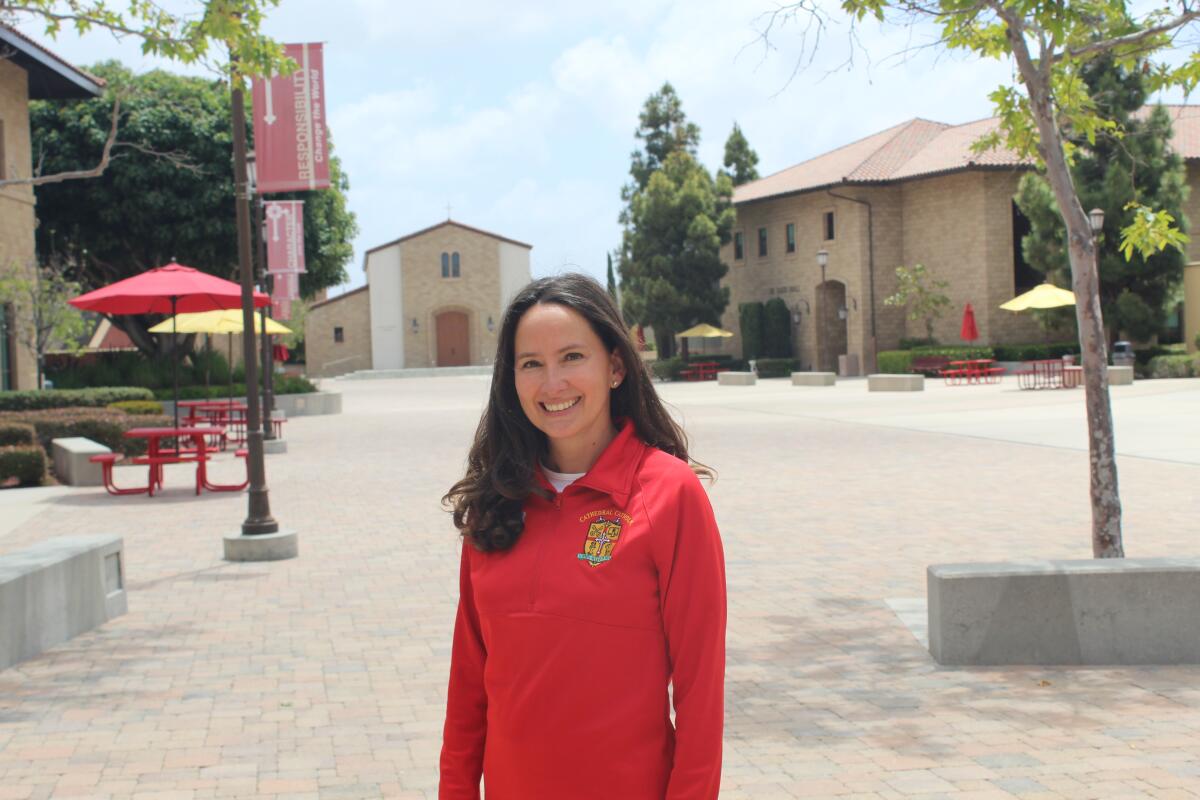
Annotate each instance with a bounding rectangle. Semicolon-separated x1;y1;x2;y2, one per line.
542;464;586;493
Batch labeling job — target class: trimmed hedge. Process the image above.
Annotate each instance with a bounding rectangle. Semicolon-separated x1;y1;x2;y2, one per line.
990;342;1079;361
763;298;792;358
911;345;995;360
877;350;915;374
0;387;155;412
0;422;36;447
738;302;765;361
0;446;47;488
755;358;796;378
650;357;687;381
152;374;317;401
108;400;166;415
0;409;171;458
1146;354;1200;379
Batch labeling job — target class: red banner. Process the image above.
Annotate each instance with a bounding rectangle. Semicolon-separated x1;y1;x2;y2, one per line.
272;298;292;320
251;43;330;193
265;200;306;274
270;271;300;302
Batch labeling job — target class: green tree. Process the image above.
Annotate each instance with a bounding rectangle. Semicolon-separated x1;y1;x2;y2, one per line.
30;62;356;357
1015;58;1188;343
619;86;732;359
606;252;618;301
883;264;951;342
620;151;733;359
773;0;1200;557
0;0;291;189
625;82;700;195
0;257;87;387
738;301;765;361
722;123;760;186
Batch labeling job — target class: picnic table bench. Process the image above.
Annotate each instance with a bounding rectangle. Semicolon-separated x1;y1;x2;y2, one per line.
909;355;951;376
678;361;729;381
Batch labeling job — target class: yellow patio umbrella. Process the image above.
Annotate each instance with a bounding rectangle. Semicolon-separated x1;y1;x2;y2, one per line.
1000;282;1076;311
676;323;734;357
148;309;292;335
676;323;735;339
150;310;292;404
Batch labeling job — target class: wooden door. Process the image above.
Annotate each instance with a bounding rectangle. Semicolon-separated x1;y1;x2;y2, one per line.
436;312;469;366
815;281;848;373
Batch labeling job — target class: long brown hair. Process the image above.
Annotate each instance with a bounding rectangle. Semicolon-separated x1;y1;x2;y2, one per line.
443;273;708;552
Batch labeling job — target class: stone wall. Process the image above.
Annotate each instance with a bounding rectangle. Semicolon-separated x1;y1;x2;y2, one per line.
306;286;371;378
0;59;38;390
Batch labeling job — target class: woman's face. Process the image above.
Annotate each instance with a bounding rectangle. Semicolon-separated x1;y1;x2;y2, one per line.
512;302;625;461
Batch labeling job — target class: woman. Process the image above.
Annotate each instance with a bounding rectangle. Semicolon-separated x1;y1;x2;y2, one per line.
440;274;726;800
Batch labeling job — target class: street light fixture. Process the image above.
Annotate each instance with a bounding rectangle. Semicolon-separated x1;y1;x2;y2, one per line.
1088;208;1105;235
816;249;829;284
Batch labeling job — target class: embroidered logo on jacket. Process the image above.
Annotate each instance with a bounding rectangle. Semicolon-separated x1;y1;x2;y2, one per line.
578;517;622;566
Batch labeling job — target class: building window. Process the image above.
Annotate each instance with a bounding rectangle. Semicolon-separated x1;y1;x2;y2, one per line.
451;252;461;278
441;252;450;278
823;211;835;241
734;231;744;260
757;227;768;257
333;326;344;344
786;222;796;253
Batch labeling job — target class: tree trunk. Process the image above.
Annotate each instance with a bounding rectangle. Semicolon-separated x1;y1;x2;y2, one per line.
1003;15;1124;558
655;326;675;359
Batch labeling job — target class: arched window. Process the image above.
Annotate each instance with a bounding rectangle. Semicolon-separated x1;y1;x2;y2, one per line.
440;252;450;278
451;252;461;278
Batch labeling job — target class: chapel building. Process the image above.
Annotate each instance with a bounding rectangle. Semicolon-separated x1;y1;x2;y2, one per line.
305;220;532;377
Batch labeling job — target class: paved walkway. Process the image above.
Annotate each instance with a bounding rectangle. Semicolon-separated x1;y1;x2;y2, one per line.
1;374;1199;799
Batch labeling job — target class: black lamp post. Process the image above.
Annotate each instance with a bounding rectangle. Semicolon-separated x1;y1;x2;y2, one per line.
246;152;276;442
230;71;278;537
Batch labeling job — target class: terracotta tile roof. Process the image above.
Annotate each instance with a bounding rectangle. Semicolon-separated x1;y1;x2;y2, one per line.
735;105;1200;205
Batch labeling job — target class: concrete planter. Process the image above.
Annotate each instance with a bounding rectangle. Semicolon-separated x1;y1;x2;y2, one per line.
161;391;341;420
928;558;1200;665
718;371;756;386
791;372;836;387
868;373;924;392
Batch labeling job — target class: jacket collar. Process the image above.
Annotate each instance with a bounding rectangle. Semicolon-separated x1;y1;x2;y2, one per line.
535;419;645;507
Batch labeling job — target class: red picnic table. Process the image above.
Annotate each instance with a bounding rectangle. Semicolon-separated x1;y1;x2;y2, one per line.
678;361;727;381
89;427;249;497
942;358;1005;385
182;400;249;446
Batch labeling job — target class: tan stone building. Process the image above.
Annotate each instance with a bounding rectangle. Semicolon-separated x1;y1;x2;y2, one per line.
0;26;104;390
721;108;1200;373
305;220;532;377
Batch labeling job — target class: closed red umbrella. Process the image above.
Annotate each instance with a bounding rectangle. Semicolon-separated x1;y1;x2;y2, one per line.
71;263;270;431
960;302;979;342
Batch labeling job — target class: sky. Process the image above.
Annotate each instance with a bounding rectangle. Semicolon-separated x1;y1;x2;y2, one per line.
14;0;1195;299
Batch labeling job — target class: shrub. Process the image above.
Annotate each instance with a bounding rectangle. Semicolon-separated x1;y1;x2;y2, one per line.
755;358;796;378
738;302;765;360
1146;354;1200;379
0;387;155;412
991;342;1079;361
0;446;46;488
0;408;171;457
877;350;915;374
107;400;166;415
275;374;317;394
762;298;792;358
911;345;995;360
650;357;687;381
899;337;938;350
0;422;36;447
152;373;316;400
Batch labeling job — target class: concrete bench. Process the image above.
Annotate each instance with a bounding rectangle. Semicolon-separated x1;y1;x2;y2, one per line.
1109;365;1134;385
717;371;756;386
51;437;112;486
0;535;127;671
928;558;1200;665
868;373;924;392
791;372;836;387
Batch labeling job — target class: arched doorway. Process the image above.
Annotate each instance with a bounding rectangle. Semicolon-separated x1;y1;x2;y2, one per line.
815;281;848;373
435;311;470;366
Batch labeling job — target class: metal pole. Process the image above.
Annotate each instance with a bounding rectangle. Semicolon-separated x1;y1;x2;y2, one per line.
256;196;276;440
230;69;278;536
171;296;180;433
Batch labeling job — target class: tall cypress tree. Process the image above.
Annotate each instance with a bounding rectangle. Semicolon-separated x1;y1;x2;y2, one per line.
1014;55;1188;341
721;123;760;186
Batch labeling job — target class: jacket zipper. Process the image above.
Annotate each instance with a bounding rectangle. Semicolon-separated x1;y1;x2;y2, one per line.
530;488;564;609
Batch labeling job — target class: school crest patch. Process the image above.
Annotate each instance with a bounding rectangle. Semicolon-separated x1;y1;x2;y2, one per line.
577;517;621;566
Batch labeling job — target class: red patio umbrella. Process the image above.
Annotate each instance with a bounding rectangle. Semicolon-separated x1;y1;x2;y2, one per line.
70;263;270;431
960;302;980;342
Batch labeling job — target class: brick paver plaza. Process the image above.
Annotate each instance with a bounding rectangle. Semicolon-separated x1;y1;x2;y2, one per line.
2;374;1200;799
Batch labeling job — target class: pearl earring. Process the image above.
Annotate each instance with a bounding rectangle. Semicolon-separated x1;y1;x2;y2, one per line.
611;381;619;388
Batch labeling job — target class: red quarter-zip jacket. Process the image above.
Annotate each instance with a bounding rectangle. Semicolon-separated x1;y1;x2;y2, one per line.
439;420;726;800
